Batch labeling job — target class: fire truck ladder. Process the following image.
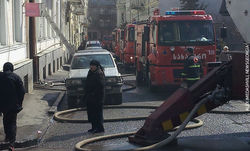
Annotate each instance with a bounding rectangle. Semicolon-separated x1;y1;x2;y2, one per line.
40;9;75;55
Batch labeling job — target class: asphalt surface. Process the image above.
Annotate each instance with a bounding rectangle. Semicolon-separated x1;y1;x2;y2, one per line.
12;68;250;151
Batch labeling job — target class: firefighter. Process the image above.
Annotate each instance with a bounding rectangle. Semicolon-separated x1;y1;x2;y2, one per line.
0;62;25;151
84;60;105;133
219;46;232;62
181;48;203;88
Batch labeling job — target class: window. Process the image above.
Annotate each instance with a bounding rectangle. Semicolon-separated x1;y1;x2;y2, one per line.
93;32;97;40
0;0;6;45
13;1;22;42
100;19;104;27
158;20;215;46
128;27;135;42
100;8;104;14
151;25;156;43
47;0;52;38
0;1;2;45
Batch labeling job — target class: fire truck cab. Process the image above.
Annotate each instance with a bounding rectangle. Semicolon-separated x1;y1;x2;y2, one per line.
121;24;136;67
113;28;123;61
136;10;216;89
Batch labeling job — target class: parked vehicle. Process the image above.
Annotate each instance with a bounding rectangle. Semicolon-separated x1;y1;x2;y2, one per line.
85;41;102;50
102;35;113;51
65;49;123;108
135;10;216;90
113;28;124;61
120;24;136;67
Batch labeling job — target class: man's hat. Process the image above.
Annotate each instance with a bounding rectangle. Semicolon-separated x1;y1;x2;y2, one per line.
90;60;100;66
3;62;14;72
186;48;194;53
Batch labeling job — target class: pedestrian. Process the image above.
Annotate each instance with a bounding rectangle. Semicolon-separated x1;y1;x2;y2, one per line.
83;60;105;133
78;40;86;50
181;48;203;88
0;62;25;151
219;46;232;62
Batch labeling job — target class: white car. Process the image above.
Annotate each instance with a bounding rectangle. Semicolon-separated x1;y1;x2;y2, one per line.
85;40;102;50
65;49;123;108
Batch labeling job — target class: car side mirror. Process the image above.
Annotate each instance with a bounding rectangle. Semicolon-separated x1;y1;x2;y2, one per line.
63;64;70;71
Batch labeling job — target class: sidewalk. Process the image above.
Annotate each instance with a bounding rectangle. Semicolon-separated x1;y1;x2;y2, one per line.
0;70;68;150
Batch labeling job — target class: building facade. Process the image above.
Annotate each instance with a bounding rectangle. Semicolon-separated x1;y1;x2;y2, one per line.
116;0;159;27
88;0;117;40
0;0;33;92
0;0;88;92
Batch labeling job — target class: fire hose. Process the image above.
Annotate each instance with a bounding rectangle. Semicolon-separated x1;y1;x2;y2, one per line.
74;86;232;151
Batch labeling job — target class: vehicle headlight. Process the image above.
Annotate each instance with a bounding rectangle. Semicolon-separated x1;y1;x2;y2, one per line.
106;77;122;83
66;79;82;86
106;77;117;83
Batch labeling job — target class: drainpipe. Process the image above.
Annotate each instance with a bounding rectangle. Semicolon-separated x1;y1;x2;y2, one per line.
29;0;38;82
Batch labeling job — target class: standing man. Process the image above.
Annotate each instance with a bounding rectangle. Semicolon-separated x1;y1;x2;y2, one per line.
219;46;232;62
181;48;203;88
84;60;105;133
0;62;25;151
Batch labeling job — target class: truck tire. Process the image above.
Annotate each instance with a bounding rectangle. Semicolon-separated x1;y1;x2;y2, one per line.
67;96;78;109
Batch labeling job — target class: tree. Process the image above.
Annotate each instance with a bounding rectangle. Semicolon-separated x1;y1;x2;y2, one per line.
179;0;207;10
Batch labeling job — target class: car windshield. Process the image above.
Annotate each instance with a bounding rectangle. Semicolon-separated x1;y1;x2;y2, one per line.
86;43;101;47
71;54;115;69
158;20;215;46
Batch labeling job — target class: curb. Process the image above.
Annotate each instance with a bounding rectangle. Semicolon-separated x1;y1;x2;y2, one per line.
48;91;66;114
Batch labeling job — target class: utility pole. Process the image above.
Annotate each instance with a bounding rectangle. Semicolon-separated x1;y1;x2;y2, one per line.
28;0;38;82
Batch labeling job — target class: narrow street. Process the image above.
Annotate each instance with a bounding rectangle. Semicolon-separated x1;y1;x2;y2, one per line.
13;69;250;151
0;0;250;151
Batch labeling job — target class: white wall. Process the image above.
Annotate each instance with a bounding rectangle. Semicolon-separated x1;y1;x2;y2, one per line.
0;0;27;71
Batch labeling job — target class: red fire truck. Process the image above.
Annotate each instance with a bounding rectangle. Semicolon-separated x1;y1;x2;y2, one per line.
101;35;113;51
120;24;136;67
113;28;123;61
135;10;216;89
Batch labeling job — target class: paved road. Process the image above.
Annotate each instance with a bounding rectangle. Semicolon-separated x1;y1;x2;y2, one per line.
17;69;250;151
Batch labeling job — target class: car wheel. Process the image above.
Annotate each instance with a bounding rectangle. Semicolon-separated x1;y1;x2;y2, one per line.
67;96;78;109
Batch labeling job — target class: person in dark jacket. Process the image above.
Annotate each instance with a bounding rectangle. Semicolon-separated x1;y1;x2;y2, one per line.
84;60;105;133
181;48;203;87
78;40;86;50
0;62;25;151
